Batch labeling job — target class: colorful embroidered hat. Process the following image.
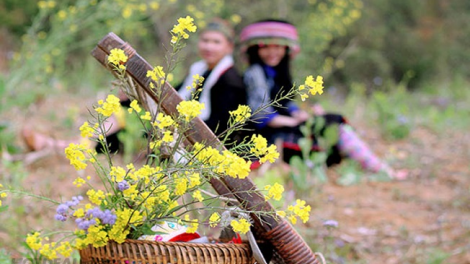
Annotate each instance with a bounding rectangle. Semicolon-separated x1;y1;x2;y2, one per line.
240;20;300;57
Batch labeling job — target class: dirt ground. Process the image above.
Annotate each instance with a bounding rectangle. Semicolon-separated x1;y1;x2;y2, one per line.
3;92;470;264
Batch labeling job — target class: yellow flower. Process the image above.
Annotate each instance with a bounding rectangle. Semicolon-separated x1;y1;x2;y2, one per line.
229;105;252;124
188;173;201;188
73;177;86;188
260;144;279;164
192;190;203;202
79;122;94;138
26;232;42;251
122;7;132;19
185;215;199;234
86;225;108;247
264;183;284;201
86;189;105;205
146;66;165;85
162;131;173;143
250;134;268;156
230;218;251;234
73;208;85;218
171;16;197;40
304;75;323;95
108;48;128;65
251;134;279;164
176;100;205;122
287;199;311;224
95;94;121;117
141;111;152;121
154;113;175;129
128;100;142;114
40;242;58;260
276;210;286;217
209;212;221;227
110;166;126;182
219;150;251;179
64;143;88;170
57;10;67;20
55;241;73;257
174;177;188;195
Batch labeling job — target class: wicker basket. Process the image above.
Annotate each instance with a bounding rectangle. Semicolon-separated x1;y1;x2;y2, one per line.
79;239;255;264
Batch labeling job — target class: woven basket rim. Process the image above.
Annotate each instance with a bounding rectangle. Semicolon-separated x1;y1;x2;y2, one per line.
79;238;255;264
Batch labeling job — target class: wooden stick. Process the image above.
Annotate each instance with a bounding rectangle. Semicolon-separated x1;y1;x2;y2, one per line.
91;32;319;264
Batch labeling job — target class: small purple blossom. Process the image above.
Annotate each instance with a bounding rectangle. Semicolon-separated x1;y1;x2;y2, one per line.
55;214;67;222
56;204;69;215
323;220;339;228
78;207;117;230
117;180;129;191
100;209;117;225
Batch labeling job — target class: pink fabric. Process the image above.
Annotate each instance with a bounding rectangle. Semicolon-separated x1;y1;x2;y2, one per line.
240;21;301;56
338;125;386;173
240;21;299;42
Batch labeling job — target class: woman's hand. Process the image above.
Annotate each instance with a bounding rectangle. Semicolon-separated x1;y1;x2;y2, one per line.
267;115;303;128
291;110;309;123
311;104;325;115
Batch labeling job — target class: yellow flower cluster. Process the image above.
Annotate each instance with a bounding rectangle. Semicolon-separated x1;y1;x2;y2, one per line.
193;143;251;179
64;143;92;170
229;105;252;124
38;1;56;9
108;48;128;70
87;189;106;205
184;215;199;234
147;66;166;86
79;121;95;138
250;134;280;164
26;232;73;259
96;94;122;117
298;75;324;101
209;212;221;227
171;16;197;43
128;100;142;114
153;113;175;130
264;183;284;201
219;150;251;179
230;218;251;234
176;100;205;122
73;177;86;188
279;199;311;224
174;177;188;196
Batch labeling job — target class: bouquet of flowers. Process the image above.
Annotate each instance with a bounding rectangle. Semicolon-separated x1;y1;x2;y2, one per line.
0;16;324;262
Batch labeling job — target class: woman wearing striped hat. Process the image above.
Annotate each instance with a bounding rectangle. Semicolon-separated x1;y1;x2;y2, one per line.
241;19;406;180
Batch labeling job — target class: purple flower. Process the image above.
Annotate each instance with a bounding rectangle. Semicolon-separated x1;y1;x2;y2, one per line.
323;220;339;228
100;209;117;225
55;214;67;221
117;180;129;191
82;207;117;227
56;204;69;215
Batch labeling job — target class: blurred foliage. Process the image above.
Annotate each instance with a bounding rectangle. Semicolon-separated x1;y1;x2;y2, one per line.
2;0;469;110
333;0;470;92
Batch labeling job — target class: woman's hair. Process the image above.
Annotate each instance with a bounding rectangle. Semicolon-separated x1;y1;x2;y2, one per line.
246;44;293;90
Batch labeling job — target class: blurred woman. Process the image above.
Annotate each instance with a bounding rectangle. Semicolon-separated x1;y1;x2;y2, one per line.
178;18;246;139
240;19;406;179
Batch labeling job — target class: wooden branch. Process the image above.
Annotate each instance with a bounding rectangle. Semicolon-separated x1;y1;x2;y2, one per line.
91;32;319;264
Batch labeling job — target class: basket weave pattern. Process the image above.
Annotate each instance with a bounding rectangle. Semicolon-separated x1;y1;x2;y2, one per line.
79;239;255;264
